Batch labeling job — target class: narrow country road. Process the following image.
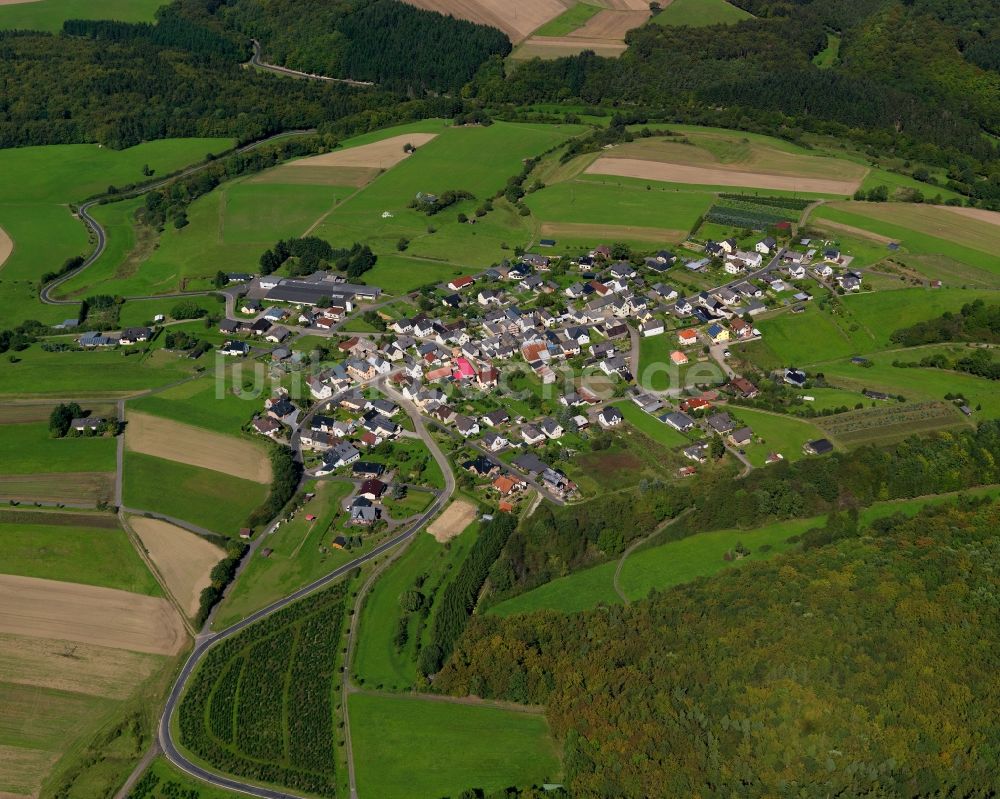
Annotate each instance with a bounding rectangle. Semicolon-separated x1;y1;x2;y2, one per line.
250;40;375;88
40;130;318;306
157;377;457;799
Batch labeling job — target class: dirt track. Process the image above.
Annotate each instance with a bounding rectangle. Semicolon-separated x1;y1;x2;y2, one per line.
587;157;862;195
0;574;187;655
125;411;271;483
427;499;476;542
288;133;438;169
813;218;895;245
400;0;569;42
130;517;224;617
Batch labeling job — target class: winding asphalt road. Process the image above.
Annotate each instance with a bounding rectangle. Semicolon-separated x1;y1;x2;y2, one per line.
39;130;318;306
250;40;375;88
157;384;456;799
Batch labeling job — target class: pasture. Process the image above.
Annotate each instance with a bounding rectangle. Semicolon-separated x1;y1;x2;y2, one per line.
652;0;752;26
0;519;159;595
0;0;165;32
212;481;353;629
0;421;116;474
812;203;1000;279
128;375;262;435
0;472;115;505
129;517;225;618
489;517;807;616
354;524;480;691
349;692;560;799
0;344;197;396
122;453;268;536
612;400;691;449
526;178;712;242
125;411;271;483
726;407;828;466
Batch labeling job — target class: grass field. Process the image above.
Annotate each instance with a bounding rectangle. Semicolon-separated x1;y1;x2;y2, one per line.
0;347;198;396
0;472;115;505
0;521;160;595
813;32;841;68
122;452;268;535
0;421;116;473
612;400;691;449
812;202;1000;279
489;486;1000;617
0;0;166;31
128;375;262;435
311;121;584;271
354;526;480;691
211;481;354;629
526;179;712;243
349;692;560;799
819;355;1000;418
727;407;828;466
532;1;601;36
0;138;233;323
652;0;752;26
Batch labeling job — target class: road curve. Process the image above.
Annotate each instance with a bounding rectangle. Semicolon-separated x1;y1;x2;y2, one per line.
40;130;318;306
158;391;456;799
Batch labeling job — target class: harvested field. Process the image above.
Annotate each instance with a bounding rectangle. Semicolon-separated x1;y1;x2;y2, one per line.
0;744;54;798
813;218;895;245
129;517;224;617
288;133;438;169
427;499;477;543
0;632;162;699
587;158;862;194
400;0;569;42
0;472;114;505
125;411;271;483
0;574;187;655
825;201;1000;252
942;205;1000;227
0;225;12;268
570;8;648;38
540;221;687;242
0;400;118;424
514;37;627;58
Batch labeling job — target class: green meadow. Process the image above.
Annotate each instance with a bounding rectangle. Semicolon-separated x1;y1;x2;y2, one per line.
489;487;1000;617
122;452;267;535
355;526;480;691
128;375;262;436
812;204;1000;277
527;178;713;236
652;0;753;27
0;347;197;397
612;400;691;450
312;121;584;271
349;692;560;799
0;521;160;595
0;0;166;32
0;138;234;323
212;480;354;629
727;407;827;466
533;2;601;36
0;422;116;474
129;756;243;799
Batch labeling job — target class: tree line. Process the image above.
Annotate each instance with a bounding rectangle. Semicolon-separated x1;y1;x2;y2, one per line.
437;498;1000;797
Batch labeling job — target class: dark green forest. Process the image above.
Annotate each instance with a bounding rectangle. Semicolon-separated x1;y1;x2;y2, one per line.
485;422;1000;604
439;499;1000;797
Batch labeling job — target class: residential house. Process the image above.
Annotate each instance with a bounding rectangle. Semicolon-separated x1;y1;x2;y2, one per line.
728;426;753;447
678;328;698;346
219;341;250;357
803;438;834;455
454;414;480;437
521;424;546;446
641;319;665;337
707;323;730;344
482;432;509;452
598;406;623;428
707;412;736;434
352;461;385;479
481;409;510;428
539;418;564;439
663;412;695;432
252;416;283;438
